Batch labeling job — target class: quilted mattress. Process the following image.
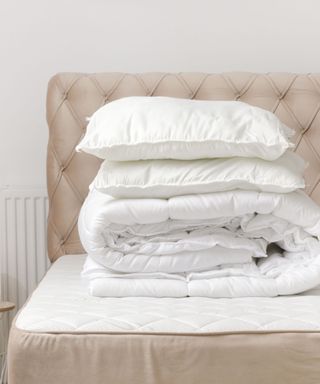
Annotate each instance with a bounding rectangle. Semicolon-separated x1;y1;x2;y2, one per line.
8;255;320;384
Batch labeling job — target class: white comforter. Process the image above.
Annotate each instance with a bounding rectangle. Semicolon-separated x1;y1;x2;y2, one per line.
79;189;320;297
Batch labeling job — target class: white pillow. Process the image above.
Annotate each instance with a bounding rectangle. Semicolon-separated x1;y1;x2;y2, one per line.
92;151;305;199
76;97;293;161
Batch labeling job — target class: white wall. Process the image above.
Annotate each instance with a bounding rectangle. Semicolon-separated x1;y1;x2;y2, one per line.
1;0;320;187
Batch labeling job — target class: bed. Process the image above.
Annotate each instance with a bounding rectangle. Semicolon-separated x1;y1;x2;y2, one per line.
7;72;320;384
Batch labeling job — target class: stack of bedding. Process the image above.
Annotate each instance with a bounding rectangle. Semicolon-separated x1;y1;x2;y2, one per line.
77;97;320;298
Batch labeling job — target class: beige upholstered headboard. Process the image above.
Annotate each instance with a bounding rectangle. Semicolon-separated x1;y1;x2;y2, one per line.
46;72;320;262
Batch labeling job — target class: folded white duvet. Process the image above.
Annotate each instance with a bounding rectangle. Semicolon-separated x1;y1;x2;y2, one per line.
79;189;320;297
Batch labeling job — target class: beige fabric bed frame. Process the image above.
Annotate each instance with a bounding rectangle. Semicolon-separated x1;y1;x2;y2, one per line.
8;72;320;384
46;72;320;261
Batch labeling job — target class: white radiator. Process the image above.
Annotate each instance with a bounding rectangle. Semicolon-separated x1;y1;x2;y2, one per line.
0;187;50;348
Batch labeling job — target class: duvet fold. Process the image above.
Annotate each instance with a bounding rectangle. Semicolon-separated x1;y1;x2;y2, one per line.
79;188;320;297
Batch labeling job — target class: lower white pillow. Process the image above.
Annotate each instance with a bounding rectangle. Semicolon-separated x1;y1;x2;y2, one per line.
92;151;306;199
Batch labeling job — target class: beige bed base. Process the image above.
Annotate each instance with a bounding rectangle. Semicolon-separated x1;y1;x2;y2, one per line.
9;325;320;384
7;72;320;384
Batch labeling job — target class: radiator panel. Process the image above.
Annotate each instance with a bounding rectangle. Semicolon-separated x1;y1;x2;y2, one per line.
0;187;49;358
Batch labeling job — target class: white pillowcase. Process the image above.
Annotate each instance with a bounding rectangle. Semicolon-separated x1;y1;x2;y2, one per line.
76;97;293;161
92;151;305;199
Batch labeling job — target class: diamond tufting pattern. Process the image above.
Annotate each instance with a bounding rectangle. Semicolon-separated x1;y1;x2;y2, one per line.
46;72;320;262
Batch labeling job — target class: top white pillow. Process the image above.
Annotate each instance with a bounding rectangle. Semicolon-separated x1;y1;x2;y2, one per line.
76;97;293;161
